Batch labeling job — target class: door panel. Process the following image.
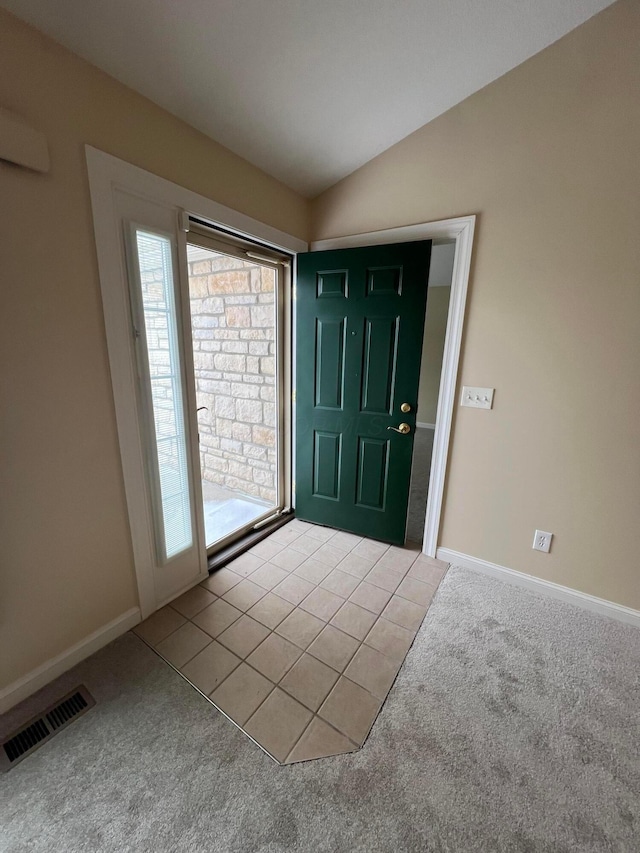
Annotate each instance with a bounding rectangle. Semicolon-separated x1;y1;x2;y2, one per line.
360;316;399;414
296;241;431;544
356;437;389;509
315;318;346;409
313;431;341;500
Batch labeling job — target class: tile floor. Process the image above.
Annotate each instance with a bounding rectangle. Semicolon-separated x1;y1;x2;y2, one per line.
134;519;448;764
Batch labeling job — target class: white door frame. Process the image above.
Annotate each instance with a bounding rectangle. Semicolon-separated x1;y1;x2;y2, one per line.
86;146;307;618
311;215;476;558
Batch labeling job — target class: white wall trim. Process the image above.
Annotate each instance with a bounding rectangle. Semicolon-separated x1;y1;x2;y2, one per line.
86;147;307;255
312;215;476;559
0;608;141;714
311;216;473;251
416;422;436;430
437;548;640;628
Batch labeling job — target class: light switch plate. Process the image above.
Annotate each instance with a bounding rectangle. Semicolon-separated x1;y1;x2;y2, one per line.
460;386;494;409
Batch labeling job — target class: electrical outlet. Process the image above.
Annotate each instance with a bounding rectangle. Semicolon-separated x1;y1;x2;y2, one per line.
532;530;553;553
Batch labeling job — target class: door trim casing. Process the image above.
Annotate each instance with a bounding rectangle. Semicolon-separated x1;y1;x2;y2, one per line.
86;146;306;618
310;215;476;558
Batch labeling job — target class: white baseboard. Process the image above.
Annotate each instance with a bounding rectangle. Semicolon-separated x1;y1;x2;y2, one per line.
416;422;436;430
436;548;640;629
0;607;141;714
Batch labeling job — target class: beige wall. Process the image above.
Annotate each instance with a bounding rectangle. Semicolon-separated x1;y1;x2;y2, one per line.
0;10;309;691
313;0;640;609
418;286;451;424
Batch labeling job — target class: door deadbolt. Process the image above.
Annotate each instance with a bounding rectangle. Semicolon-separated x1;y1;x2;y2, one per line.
387;423;411;435
400;402;411;413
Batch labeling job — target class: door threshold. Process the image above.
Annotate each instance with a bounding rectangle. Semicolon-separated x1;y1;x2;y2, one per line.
206;512;294;573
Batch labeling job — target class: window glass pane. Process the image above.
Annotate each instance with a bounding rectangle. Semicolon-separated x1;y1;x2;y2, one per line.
186;243;279;549
136;230;192;560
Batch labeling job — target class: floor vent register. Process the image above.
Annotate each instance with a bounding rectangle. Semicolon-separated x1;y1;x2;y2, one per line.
1;686;95;772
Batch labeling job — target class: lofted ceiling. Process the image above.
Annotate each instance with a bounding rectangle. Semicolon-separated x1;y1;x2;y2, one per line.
1;0;616;197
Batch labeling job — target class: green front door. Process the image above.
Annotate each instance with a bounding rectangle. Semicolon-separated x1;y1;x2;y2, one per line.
295;241;431;544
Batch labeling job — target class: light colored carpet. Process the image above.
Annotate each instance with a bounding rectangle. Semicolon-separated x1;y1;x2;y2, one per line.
1;567;639;852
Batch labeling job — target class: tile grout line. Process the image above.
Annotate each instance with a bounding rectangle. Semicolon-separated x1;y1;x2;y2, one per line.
134;603;199;649
283;705;361;765
138;619;409;766
134;522;449;764
133;631;282;765
144;613;383;757
144;567;437;667
158;592;439;759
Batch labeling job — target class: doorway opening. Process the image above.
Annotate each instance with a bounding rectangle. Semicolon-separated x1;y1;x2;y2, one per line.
294;240;432;544
184;224;290;554
406;241;455;544
309;216;475;557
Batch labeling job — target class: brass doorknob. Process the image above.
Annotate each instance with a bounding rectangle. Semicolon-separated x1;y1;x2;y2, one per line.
400;402;412;413
387;422;411;435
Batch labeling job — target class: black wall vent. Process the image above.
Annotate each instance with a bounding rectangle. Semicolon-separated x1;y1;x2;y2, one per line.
1;686;95;772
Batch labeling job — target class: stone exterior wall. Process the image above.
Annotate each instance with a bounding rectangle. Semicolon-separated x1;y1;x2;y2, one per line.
188;253;277;504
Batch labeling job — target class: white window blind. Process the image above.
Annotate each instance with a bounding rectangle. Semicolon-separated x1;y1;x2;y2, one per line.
135;229;193;561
